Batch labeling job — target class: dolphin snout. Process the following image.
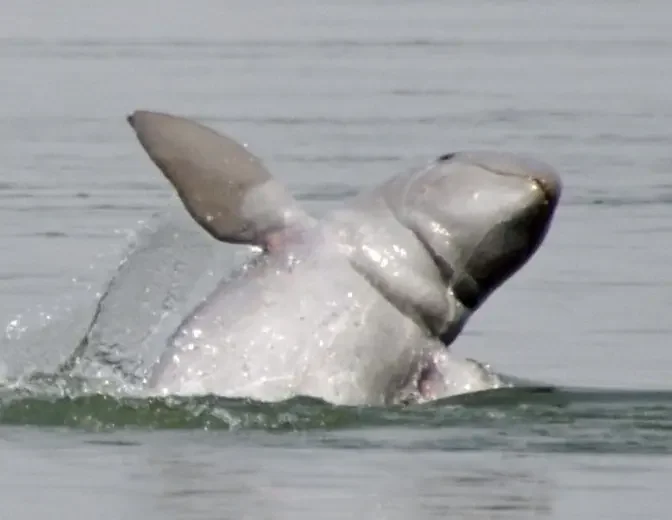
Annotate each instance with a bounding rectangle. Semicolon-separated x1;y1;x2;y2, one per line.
530;169;562;209
448;150;563;209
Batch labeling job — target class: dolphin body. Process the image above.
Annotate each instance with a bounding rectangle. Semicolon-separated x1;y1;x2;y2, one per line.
127;111;562;406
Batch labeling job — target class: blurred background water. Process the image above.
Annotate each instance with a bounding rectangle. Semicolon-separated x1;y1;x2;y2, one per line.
1;1;671;518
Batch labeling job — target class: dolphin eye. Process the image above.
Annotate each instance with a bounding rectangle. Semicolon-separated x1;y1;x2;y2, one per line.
437;153;456;162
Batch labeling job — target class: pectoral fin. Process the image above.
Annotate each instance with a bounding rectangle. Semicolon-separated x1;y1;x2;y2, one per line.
127;110;312;249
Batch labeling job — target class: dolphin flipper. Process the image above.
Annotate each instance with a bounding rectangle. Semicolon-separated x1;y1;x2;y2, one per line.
127;111;312;248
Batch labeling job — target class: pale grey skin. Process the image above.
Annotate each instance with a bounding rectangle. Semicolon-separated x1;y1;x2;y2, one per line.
127;111;562;406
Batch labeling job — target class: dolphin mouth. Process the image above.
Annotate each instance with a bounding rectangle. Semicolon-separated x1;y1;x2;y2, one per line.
530;173;562;210
469;155;562;211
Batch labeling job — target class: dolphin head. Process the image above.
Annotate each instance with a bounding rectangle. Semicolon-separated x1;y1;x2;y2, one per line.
384;151;562;313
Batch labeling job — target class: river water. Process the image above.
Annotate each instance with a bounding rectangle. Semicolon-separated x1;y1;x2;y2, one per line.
1;1;671;519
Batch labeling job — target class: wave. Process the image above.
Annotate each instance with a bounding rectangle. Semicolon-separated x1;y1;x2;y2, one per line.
2;371;672;455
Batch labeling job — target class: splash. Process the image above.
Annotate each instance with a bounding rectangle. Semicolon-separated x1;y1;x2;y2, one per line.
0;204;255;397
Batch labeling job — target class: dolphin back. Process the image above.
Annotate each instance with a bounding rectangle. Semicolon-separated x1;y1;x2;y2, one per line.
127;111;312;249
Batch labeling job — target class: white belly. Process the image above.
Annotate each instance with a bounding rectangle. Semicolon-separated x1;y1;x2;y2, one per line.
147;245;431;405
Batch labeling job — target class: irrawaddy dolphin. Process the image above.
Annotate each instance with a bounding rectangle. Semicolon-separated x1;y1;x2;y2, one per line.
126;110;562;406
